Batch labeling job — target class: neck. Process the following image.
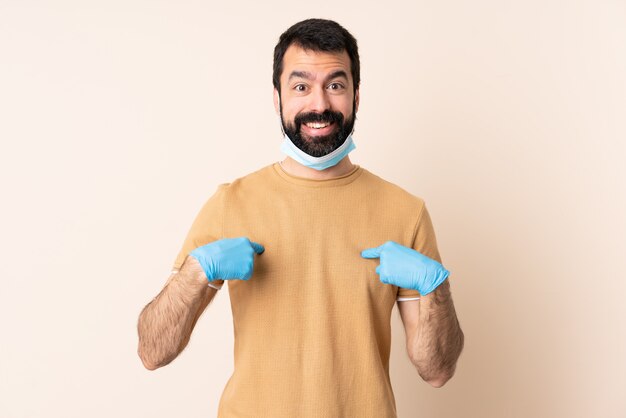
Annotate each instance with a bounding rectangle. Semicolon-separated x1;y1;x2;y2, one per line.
280;156;355;180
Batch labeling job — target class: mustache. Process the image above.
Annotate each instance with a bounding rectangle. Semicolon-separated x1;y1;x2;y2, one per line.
294;110;344;127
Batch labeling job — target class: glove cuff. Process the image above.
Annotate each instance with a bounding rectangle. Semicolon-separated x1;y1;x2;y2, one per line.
420;269;450;296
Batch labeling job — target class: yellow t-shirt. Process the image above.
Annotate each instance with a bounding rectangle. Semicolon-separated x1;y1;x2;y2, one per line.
173;162;443;418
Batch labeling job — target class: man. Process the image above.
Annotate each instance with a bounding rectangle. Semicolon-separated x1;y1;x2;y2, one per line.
137;18;464;418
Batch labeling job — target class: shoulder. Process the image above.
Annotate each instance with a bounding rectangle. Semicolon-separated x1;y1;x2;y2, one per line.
190;165;275;219
218;163;276;196
359;167;426;210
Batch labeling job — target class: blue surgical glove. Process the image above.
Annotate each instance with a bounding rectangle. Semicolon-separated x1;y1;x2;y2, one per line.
361;241;449;295
189;237;264;282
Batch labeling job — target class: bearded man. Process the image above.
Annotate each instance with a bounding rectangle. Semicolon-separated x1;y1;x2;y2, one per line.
138;18;464;418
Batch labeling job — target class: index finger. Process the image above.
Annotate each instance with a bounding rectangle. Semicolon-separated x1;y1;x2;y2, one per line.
249;241;265;254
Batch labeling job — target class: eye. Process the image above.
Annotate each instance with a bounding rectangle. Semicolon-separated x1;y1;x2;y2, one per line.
328;82;344;91
294;84;307;92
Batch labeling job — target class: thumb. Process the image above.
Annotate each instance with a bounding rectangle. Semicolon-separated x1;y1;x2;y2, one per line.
361;245;383;259
249;240;265;255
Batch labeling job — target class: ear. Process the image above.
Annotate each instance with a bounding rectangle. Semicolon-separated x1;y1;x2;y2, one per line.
355;89;360;113
273;88;280;115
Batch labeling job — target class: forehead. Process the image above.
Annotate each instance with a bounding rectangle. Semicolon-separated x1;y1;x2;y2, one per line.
281;44;352;83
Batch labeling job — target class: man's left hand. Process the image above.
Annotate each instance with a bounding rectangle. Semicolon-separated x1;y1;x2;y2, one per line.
361;241;449;296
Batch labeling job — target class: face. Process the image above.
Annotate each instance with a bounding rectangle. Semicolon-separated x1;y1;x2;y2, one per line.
274;45;359;157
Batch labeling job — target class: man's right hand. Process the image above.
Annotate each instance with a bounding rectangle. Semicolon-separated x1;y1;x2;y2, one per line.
189;237;265;282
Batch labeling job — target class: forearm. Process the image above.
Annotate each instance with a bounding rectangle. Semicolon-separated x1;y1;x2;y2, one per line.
137;256;216;370
410;279;464;385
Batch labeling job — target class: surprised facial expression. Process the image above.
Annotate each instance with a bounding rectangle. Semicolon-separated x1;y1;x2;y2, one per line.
275;45;359;157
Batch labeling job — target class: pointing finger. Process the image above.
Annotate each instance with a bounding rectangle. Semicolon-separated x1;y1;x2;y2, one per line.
249;241;265;254
361;245;382;259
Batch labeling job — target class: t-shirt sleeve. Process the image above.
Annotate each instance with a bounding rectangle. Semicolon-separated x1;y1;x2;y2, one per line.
171;184;230;286
397;203;444;301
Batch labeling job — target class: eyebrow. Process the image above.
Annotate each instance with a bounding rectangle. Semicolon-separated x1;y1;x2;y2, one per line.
288;70;313;81
326;70;349;83
287;70;349;83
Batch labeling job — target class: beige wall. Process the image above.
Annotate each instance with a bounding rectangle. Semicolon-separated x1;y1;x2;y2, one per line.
1;1;624;417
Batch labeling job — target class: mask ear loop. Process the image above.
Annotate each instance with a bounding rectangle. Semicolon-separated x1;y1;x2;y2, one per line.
277;93;288;169
277;93;287;137
348;94;357;138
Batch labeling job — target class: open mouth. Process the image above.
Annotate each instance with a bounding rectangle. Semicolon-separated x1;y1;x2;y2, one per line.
301;121;335;136
306;121;330;129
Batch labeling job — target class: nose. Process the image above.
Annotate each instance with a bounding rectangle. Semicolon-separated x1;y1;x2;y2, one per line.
308;86;331;113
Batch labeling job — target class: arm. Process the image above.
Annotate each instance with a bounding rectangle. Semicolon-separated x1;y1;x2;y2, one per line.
137;256;216;370
397;278;464;387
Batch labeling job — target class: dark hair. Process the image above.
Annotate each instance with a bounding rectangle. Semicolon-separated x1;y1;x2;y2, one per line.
273;19;360;94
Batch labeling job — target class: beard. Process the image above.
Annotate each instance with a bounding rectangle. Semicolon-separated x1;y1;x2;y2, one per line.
280;100;356;158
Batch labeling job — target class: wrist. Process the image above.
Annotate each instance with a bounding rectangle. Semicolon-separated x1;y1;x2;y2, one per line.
182;255;213;286
420;271;450;296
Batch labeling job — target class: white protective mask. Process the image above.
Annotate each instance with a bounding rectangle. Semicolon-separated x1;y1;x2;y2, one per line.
279;133;356;171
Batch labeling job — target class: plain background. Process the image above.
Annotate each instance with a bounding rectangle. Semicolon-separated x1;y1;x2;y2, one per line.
1;1;625;417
